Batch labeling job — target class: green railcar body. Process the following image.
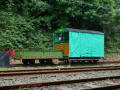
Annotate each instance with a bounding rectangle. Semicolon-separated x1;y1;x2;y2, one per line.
15;50;63;60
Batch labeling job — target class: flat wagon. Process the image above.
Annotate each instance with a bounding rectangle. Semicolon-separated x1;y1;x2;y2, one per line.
15;49;63;65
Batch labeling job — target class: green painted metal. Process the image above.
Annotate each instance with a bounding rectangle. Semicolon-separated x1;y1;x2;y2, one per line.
54;33;59;43
21;50;63;58
69;32;104;57
55;28;68;33
15;49;63;59
54;28;68;43
53;33;55;50
22;51;62;57
54;32;69;43
14;50;21;59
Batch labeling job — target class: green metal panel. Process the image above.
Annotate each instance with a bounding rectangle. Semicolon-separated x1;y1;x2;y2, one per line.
21;50;63;58
14;51;20;59
54;34;59;43
69;32;104;57
55;28;67;33
15;50;63;59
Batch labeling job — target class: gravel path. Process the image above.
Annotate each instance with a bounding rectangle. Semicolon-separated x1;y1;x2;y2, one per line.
0;70;120;86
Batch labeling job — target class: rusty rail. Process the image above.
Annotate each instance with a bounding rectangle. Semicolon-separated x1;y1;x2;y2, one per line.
1;76;120;89
0;66;120;77
1;65;120;72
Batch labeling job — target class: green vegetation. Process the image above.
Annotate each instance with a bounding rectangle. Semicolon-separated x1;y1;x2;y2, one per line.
0;0;119;53
0;67;25;71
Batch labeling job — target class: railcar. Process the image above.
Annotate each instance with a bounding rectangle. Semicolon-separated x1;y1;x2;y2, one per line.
54;28;104;63
15;28;104;65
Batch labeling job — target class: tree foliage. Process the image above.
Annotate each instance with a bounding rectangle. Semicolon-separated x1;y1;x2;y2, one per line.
104;0;120;53
0;0;118;52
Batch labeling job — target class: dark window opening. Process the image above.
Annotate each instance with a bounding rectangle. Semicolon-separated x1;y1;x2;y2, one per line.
54;32;69;43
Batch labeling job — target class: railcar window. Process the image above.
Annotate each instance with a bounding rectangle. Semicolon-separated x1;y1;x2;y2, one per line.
54;32;69;43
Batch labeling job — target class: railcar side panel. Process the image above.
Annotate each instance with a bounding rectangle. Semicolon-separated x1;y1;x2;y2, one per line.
69;32;104;58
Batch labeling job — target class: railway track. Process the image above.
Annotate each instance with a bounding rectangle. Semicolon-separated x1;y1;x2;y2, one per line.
1;65;120;77
1;65;120;90
1;75;120;90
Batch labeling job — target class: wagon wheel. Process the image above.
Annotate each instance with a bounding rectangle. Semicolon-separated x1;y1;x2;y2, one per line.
64;59;69;64
88;60;93;63
93;60;99;63
29;60;35;65
39;59;45;64
47;59;53;65
81;60;85;63
22;59;29;65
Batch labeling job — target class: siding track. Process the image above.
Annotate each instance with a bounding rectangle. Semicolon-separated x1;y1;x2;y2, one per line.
1;75;120;90
1;65;120;89
1;66;120;77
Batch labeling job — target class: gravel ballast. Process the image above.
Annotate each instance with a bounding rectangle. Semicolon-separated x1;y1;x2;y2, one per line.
0;70;120;86
20;79;120;90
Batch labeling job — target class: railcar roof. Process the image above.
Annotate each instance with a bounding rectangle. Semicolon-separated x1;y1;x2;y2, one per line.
66;28;104;34
55;28;104;34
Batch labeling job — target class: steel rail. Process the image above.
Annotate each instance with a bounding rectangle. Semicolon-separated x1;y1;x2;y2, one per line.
0;66;120;77
1;65;120;73
86;85;120;90
0;61;120;73
0;76;120;90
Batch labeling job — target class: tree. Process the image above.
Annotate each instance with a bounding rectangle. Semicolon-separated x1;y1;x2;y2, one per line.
0;0;117;52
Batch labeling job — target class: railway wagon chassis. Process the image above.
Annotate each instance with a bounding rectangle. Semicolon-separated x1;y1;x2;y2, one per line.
22;56;62;65
15;50;63;65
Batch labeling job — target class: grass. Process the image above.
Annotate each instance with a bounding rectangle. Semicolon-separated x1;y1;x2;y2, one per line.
0;67;25;71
